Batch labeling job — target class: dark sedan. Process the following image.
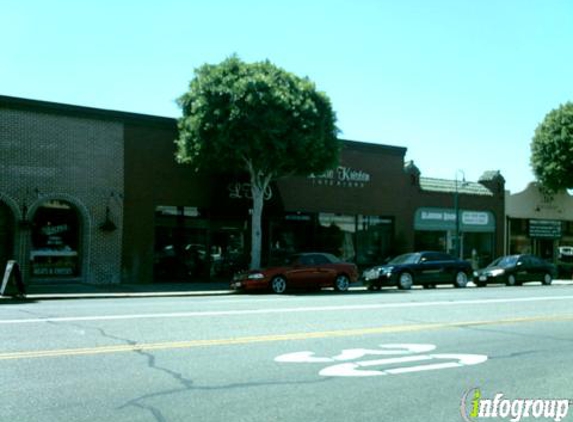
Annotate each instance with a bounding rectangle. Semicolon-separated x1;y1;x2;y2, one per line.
231;252;359;294
473;254;556;287
363;251;472;290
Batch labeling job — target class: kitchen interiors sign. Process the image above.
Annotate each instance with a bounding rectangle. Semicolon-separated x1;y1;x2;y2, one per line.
415;208;495;232
308;166;371;188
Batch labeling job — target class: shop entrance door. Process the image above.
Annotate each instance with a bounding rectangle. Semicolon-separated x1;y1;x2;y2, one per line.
535;239;555;260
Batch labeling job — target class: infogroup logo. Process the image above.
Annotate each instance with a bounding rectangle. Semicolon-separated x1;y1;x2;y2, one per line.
460;388;571;422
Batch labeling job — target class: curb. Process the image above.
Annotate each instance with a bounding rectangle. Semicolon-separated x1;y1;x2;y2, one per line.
1;282;571;301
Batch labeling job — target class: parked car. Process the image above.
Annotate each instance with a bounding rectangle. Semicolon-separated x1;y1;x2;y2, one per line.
556;246;573;278
362;251;472;290
231;252;359;294
473;254;556;287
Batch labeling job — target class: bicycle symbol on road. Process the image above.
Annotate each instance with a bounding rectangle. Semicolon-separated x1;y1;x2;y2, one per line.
275;343;487;377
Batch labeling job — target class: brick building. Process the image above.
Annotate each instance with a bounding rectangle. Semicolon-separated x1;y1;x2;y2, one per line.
0;95;505;286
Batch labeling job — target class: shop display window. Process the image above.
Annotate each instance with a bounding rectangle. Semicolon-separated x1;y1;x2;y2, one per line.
269;214;314;265
30;200;80;277
154;206;247;280
270;213;393;267
317;213;356;261
356;216;393;267
462;232;494;267
415;231;448;252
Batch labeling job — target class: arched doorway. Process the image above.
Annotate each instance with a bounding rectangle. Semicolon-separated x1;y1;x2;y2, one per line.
30;200;81;278
0;201;15;271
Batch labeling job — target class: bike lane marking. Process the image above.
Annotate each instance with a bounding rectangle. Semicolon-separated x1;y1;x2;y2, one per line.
276;343;488;377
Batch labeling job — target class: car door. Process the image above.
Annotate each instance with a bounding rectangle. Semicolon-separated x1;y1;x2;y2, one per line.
514;256;530;282
286;255;319;288
312;254;337;286
416;253;442;285
433;252;458;284
527;256;546;282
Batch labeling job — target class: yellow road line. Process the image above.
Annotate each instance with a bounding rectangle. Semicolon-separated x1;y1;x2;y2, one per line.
1;314;572;361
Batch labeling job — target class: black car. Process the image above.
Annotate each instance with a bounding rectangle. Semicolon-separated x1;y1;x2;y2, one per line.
473;254;556;287
363;251;472;290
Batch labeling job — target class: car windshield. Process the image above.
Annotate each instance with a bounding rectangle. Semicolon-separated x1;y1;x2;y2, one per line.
488;255;519;268
388;253;421;265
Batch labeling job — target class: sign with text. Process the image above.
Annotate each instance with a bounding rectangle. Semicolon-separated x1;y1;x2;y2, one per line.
415;208;495;232
308;166;371;188
529;219;562;239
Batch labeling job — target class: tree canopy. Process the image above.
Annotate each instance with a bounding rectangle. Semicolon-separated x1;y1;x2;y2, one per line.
175;56;341;269
530;102;573;191
175;55;340;177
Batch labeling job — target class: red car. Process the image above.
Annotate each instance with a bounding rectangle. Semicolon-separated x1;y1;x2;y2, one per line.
231;252;359;294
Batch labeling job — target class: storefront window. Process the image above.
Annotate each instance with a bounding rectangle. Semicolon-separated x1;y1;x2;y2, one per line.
356;216;393;267
154;206;247;280
269;213;314;265
30;200;80;277
269;213;393;266
415;231;448;252
462;232;494;267
508;218;531;254
317;213;356;261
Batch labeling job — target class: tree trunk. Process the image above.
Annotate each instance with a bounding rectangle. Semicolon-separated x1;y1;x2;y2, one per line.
250;183;264;269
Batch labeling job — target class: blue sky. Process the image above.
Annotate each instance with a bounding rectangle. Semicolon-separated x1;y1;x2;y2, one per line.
2;0;572;193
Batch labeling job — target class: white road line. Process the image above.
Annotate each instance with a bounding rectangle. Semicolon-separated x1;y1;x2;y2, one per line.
2;295;573;324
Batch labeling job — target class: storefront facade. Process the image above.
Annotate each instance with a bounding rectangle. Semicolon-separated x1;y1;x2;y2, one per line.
1;95;506;285
410;170;505;268
126;138;413;283
506;183;573;273
1;96;125;284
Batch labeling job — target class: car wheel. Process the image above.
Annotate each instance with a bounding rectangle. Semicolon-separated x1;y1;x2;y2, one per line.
270;276;287;294
542;273;553;286
397;272;413;290
334;274;350;292
506;274;517;287
454;271;468;288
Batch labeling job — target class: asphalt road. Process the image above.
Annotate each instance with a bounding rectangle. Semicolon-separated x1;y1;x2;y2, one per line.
1;284;573;422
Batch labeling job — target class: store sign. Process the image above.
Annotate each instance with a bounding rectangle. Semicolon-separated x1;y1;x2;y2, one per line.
529;219;562;239
420;210;457;223
415;208;495;232
228;182;273;200
309;166;371;188
32;261;76;276
461;212;490;226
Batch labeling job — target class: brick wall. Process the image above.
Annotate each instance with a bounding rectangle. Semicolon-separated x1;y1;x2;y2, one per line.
0;107;124;284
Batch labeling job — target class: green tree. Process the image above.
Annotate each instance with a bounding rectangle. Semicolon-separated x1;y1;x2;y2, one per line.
175;56;341;269
531;102;573;191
